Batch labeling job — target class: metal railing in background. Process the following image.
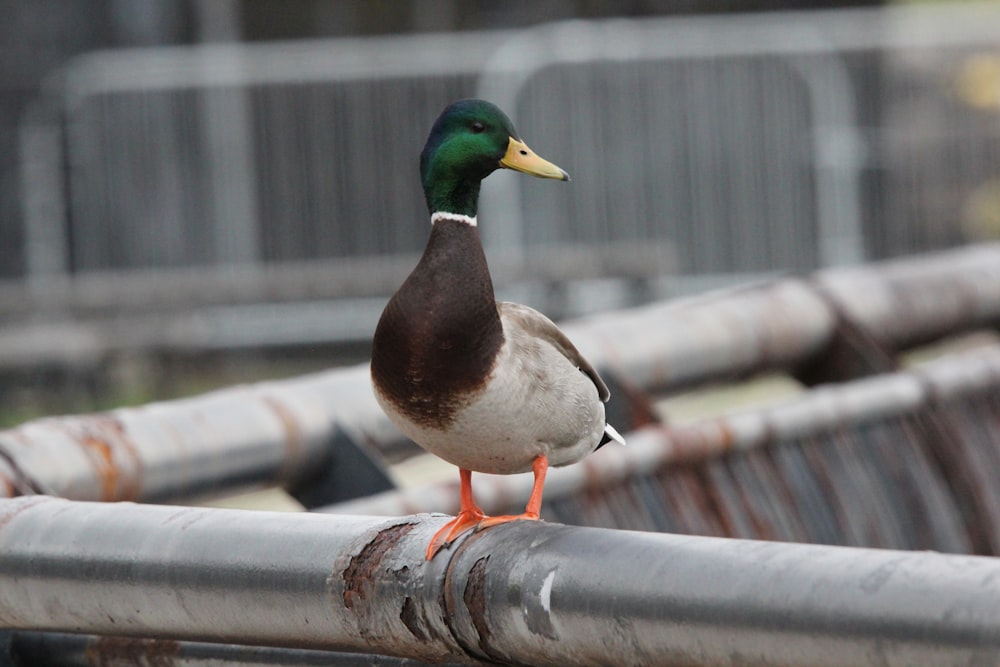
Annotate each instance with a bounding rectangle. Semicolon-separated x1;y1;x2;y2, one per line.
0;363;398;506
20;30;513;279
327;340;1000;555
2;497;1000;666
0;244;996;510
0;240;677;373
477;12;862;269
481;3;1000;266
15;5;1000;311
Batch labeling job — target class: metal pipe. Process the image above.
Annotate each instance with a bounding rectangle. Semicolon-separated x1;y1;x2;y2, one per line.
2;245;999;502
2;497;1000;666
325;341;1000;519
562;277;835;392
817;242;1000;350
563;243;1000;392
0;497;471;664
446;520;1000;666
0;364;395;502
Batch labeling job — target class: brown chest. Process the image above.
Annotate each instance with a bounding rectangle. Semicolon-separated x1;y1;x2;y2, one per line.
370;220;503;429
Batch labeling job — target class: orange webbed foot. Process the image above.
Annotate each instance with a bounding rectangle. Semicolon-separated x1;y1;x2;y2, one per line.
426;457;549;560
426;507;486;560
476;511;540;530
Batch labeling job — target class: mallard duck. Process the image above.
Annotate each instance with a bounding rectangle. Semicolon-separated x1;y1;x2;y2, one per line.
371;99;624;560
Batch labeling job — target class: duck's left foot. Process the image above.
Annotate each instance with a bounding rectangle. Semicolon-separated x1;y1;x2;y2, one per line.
477;511;540;530
426;507;486;560
427;457;549;558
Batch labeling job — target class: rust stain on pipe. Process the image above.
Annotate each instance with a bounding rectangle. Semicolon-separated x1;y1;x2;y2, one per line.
61;415;143;501
399;595;429;642
463;555;495;659
341;521;416;610
715;421;738;452
82;435;120;502
260;394;303;474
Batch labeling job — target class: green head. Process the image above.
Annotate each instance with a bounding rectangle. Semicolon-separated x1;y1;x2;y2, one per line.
420;99;569;217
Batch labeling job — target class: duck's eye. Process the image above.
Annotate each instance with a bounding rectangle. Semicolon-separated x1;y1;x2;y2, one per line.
470;121;486;133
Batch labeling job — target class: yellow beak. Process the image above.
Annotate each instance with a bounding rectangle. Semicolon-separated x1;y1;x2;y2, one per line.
500;137;570;181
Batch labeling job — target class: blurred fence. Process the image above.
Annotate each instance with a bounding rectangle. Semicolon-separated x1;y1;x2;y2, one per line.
13;5;1000;304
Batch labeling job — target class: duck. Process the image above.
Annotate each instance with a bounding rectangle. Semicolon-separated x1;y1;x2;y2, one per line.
370;99;625;560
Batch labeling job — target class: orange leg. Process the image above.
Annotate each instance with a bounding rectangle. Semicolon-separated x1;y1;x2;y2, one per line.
426;468;486;560
478;455;548;529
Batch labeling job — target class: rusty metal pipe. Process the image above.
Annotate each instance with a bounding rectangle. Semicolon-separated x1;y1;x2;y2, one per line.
2;245;999;503
0;496;472;664
0;364;397;502
325;342;1000;519
3;497;1000;666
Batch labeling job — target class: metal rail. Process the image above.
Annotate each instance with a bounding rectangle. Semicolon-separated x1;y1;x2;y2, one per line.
0;242;676;318
324;340;1000;520
0;364;397;503
0;244;997;503
477;9;865;265
0;242;675;368
816;242;1000;351
475;4;1000;269
562;242;1000;391
1;496;1000;666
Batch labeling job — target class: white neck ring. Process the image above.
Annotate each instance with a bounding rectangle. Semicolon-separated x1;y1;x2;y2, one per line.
431;211;477;227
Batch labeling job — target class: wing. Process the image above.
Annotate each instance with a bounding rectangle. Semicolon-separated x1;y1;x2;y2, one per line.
497;301;610;402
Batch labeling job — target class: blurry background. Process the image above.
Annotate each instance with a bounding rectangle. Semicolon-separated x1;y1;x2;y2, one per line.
2;0;1000;424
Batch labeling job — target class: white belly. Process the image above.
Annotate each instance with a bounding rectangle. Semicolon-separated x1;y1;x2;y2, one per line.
373;333;606;475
